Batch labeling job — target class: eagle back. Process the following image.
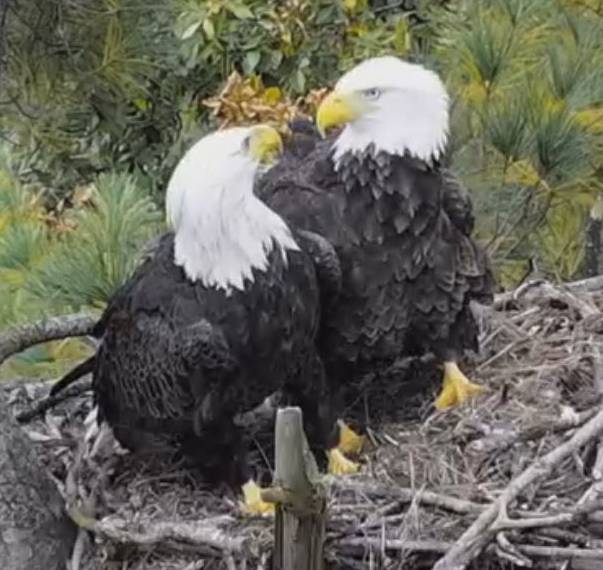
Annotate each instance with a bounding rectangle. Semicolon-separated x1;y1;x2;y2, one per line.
94;232;321;443
259;140;493;368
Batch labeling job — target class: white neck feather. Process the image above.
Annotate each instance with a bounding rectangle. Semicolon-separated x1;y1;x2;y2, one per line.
330;57;449;167
166;131;299;292
332;91;448;167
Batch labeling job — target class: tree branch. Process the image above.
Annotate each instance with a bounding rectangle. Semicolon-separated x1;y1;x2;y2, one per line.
0;312;97;365
328;479;484;515
432;407;603;570
337;537;603;562
68;508;247;555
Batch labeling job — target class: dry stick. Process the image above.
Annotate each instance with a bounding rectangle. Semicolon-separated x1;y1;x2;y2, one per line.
328;479;483;515
68;510;248;554
466;407;598;456
497;499;603;530
432;407;603;570
0;312;97;365
337;537;603;561
494;278;602;312
15;381;92;423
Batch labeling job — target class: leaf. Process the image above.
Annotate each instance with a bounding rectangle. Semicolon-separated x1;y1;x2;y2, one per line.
202;18;215;40
393;18;411;55
181;21;202;40
263;87;282;105
574;106;603;134
504;159;541;188
226;2;253;19
244;50;261;74
293;69;306;93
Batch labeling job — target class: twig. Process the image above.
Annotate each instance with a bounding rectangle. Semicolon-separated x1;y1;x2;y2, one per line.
0;312;97;365
494;278;602;313
433;407;603;570
467;407;598;457
497;500;603;530
15;381;92;423
328;479;484;515
336;537;603;561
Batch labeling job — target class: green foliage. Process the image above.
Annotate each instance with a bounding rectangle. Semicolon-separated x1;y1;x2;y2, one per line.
428;0;603;286
1;0;603;379
29;172;163;309
0;159;160;379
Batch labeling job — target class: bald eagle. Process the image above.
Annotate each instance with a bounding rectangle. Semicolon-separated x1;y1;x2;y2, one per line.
258;57;494;453
68;125;347;514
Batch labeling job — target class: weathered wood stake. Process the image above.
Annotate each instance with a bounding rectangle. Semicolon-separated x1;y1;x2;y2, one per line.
262;407;326;570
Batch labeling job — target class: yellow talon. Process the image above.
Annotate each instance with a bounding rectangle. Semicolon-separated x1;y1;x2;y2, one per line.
328;447;360;475
337;420;366;457
435;361;485;410
240;479;275;516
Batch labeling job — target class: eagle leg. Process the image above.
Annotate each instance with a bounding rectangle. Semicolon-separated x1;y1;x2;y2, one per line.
337;419;366;457
240;479;275;516
434;361;485;410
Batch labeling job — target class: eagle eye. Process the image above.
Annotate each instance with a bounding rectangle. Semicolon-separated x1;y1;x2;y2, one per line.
361;88;382;101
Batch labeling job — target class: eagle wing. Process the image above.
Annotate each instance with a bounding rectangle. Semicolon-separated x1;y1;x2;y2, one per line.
441;168;494;305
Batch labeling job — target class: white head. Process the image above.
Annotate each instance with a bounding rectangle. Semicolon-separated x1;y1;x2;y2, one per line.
316;56;449;166
165;125;299;292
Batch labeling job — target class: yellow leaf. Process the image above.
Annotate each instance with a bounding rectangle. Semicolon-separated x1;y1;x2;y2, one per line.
460;81;488;106
263;87;282;105
542;96;565;114
343;0;365;13
0;268;26;288
574;106;603;134
347;22;368;37
249;75;263;92
504;160;541;188
133;98;150;111
393;19;411;55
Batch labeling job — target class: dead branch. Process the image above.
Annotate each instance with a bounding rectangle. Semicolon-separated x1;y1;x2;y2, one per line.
467;408;598;457
500;500;603;530
433;407;603;570
328;479;484;515
0;312;97;365
494;278;601;314
336;537;603;561
15;381;92;423
69;508;247;554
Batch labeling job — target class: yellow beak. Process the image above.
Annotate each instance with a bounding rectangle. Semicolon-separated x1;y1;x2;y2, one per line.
248;125;284;164
316;91;363;138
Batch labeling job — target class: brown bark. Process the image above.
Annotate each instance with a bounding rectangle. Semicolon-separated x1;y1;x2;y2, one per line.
0;392;76;570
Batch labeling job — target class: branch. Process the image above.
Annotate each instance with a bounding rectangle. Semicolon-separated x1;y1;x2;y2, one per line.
328;479;484;515
336;538;603;561
433;407;603;570
0;313;98;365
15;381;92;423
466;407;598;457
494;277;603;312
500;499;603;530
68;508;247;554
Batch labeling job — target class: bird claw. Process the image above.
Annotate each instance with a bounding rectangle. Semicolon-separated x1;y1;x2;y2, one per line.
435;361;485;410
240;480;275;516
328;448;360;475
337;420;366;457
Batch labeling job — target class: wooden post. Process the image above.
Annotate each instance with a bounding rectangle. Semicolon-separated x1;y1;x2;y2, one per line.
261;407;326;570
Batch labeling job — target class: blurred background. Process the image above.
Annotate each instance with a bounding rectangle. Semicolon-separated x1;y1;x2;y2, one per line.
0;0;602;378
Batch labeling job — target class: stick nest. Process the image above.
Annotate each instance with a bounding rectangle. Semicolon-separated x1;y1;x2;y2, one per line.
6;282;603;569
